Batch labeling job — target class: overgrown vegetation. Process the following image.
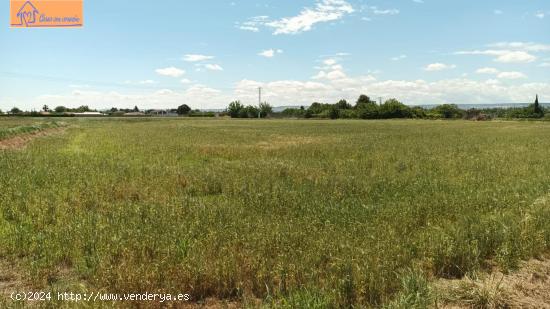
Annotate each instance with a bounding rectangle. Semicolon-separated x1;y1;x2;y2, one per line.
0;122;64;141
1;118;550;308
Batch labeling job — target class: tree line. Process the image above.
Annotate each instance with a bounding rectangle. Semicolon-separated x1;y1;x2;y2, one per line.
274;94;545;120
2;95;543;120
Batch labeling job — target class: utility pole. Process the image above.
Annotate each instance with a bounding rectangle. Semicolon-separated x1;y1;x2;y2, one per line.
258;87;262;119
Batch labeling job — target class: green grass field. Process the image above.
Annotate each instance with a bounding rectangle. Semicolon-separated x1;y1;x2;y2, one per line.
1;118;550;308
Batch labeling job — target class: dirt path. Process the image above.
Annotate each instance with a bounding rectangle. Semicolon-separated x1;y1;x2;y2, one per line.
0;128;65;150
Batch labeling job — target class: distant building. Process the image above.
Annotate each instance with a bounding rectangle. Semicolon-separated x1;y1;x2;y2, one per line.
123;112;146;117
73;112;105;117
149;109;178;117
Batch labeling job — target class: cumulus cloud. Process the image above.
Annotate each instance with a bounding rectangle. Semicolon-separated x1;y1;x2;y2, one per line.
124;80;157;85
183;54;214;62
17;53;550;111
476;67;499;74
454;42;550;63
488;42;550;52
258;49;283;58
205;64;224;71
497;72;527;80
238;0;354;35
424;63;457;71
455;50;536;63
155;67;185;77
24;75;550;111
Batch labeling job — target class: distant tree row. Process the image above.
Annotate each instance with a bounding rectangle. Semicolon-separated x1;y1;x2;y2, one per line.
278;95;545;120
227;101;273;118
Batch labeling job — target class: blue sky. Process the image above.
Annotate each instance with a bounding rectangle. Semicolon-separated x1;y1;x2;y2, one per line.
1;0;549;110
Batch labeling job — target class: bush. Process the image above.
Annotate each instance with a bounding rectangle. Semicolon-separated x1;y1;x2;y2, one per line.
339;109;358;119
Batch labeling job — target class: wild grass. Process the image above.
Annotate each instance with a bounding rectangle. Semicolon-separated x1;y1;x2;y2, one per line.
1;118;550;307
0;121;64;140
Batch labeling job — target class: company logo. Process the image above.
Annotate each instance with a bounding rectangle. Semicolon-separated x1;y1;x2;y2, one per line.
10;0;83;28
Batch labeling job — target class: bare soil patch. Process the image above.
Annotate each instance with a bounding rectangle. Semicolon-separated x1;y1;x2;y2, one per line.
0;128;65;150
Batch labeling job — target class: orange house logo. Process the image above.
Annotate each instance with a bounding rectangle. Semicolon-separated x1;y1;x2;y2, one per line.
10;0;83;28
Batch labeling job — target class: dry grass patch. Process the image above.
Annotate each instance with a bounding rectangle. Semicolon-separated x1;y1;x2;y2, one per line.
436;256;550;308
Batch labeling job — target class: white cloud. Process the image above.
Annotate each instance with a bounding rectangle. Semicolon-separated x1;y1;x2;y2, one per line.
535;12;545;19
21;75;550;111
239;26;259;32
155;67;185;78
180;78;192;84
240;0;354;35
183;54;214;62
488;42;550;52
391;55;407;61
124;80;157;85
370;6;400;15
455;50;537;63
424;63;456;71
496;51;537;63
494;9;503;15
156;89;174;96
476;67;499;74
498;72;527;80
540;63;550;68
205;64;224;71
413;0;424;4
323;58;338;66
258;49;283;58
13;51;550;111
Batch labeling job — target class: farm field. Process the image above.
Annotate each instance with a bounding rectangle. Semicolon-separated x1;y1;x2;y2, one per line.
1;118;550;308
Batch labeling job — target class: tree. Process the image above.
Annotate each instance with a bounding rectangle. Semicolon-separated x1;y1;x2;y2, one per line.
228;101;244;118
328;106;340;119
432;104;463;119
177;104;191;115
133;106;139;112
259;102;272;118
75;105;91;113
355;95;379;119
336;99;352;110
42;105;50;112
534;94;543;115
355;95;373;109
10;107;22;114
54;106;67;113
379;99;411;118
308;102;332;115
245;105;259;118
0;109;3;115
